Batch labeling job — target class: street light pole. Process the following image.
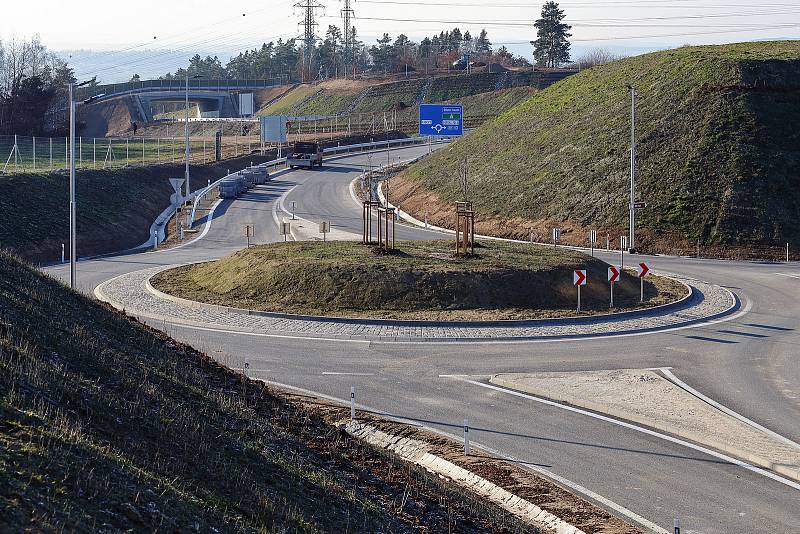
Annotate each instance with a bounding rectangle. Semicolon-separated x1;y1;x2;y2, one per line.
628;84;637;254
185;74;191;199
69;83;77;289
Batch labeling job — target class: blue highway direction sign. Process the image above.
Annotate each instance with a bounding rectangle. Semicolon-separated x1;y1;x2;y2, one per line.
419;104;463;136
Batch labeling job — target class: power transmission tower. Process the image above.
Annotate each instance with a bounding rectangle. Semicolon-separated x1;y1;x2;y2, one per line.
341;0;355;78
295;0;325;82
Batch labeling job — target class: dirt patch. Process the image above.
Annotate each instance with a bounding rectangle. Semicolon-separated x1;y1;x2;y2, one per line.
305;401;641;534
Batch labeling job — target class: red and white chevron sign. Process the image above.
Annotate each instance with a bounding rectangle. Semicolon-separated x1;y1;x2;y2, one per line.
637;262;650;278
574;270;587;286
608;266;620;283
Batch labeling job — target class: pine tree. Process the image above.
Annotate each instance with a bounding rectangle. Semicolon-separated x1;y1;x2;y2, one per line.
532;1;572;68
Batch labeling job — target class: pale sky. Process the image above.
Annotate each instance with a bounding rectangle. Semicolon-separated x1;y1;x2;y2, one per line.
2;0;797;81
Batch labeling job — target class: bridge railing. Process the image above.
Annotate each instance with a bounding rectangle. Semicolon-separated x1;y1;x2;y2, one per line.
76;78;283;101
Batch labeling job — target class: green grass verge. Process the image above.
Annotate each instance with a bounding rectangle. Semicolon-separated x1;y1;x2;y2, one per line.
398;41;800;248
152;240;684;320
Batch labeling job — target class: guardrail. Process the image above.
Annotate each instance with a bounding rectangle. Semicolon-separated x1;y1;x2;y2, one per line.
187;135;450;229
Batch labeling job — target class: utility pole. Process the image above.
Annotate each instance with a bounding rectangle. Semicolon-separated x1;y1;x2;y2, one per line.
68;83;77;290
295;0;325;82
341;0;355;79
628;84;637;254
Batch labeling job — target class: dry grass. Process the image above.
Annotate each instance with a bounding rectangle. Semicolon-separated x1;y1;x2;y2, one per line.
0;250;532;532
151;240;686;320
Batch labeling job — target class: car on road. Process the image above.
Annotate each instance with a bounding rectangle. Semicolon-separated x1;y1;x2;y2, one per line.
288;142;323;169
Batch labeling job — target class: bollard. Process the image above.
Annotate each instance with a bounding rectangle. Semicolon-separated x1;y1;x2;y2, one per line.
463;419;470;456
350;386;356;421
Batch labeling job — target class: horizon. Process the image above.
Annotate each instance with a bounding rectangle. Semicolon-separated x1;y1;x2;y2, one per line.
2;0;798;83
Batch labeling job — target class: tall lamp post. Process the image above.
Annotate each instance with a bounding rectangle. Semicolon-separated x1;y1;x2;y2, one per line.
185;74;202;199
627;84;637;254
68;81;103;290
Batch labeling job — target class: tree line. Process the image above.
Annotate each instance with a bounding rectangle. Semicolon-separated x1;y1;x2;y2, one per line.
0;37;75;136
156;26;535;83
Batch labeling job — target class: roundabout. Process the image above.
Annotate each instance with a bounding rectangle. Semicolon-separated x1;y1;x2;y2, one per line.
95;240;737;343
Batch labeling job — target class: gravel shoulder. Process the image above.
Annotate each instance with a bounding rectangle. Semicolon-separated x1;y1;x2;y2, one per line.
491;370;800;482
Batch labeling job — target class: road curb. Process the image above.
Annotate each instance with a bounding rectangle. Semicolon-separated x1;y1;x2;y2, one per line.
341;420;586;534
489;374;800;483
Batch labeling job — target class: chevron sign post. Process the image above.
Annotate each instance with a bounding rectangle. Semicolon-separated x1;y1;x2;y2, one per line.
637;262;650;302
574;269;587;312
608;266;621;307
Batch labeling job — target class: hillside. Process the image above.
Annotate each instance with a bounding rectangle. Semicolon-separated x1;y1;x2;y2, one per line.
0;251;528;532
258;70;572;121
392;41;800;255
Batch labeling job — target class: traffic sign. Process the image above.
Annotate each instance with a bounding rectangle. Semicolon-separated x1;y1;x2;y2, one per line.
574;270;587;286
608;266;620;283
633;201;648;210
419;104;463;137
169;178;185;195
637;262;650;278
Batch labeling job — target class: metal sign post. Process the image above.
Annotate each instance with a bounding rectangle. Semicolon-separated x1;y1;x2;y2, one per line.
319;221;330;242
637;262;650;303
574;270;587;312
608;266;620;308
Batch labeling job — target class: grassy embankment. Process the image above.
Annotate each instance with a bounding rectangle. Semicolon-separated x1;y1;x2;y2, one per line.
0;250;534;532
152;241;685;320
392;41;800;258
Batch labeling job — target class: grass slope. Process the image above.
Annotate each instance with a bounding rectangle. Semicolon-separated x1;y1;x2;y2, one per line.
396;41;800;249
151;241;683;320
0;251;518;532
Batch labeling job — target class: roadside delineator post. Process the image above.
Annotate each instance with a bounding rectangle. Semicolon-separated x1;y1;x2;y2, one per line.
620;236;628;269
574;270;587;312
463;419;470;456
61;243;65;264
590;229;597;257
350;386;356;421
674;517;680;534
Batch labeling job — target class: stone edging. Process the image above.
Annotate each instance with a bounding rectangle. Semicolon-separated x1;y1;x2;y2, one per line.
341;420;585;534
144;264;695;329
95;265;737;342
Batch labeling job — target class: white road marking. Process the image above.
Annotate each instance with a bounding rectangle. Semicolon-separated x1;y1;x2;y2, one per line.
659;368;800;451
259;378;668;534
776;273;800;280
454;378;800;491
322;372;375;376
168;198;224;251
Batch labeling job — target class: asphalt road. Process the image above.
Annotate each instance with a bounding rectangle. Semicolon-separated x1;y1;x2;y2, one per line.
45;146;800;533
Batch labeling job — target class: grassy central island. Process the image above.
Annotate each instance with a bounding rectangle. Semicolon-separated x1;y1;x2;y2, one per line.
152;241;686;321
